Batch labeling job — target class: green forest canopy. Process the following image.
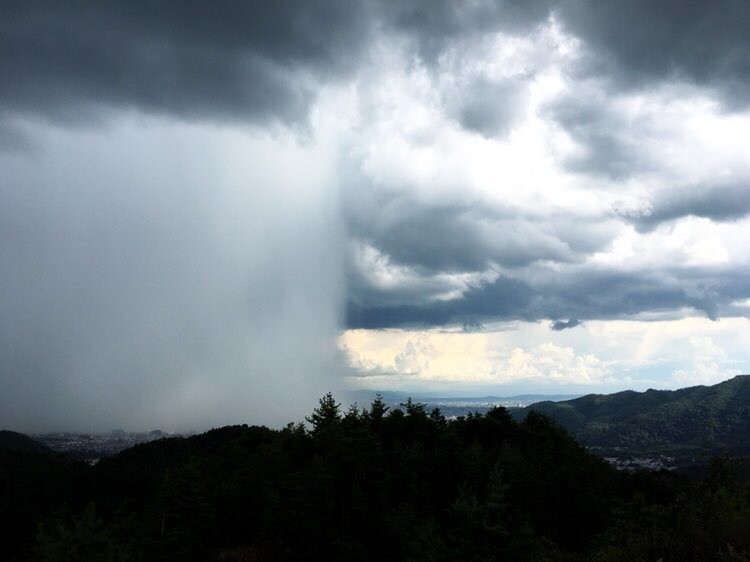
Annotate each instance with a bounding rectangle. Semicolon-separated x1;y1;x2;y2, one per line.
2;393;750;561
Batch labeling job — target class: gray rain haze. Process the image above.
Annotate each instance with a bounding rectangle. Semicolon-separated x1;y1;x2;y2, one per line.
1;121;344;432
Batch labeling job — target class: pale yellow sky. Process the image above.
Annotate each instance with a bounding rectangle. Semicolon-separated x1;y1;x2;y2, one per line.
339;316;750;394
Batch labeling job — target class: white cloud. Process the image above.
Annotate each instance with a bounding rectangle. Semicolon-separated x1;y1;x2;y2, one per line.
340;317;750;392
591;217;731;269
671;336;742;386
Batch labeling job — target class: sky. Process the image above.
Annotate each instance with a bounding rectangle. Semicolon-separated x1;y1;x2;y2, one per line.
2;1;750;431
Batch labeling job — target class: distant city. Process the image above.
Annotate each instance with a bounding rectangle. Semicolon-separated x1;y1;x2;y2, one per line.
33;429;185;463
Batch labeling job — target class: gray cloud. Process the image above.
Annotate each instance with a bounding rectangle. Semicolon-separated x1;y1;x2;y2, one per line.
344;179;617;276
384;0;554;62
347;263;750;328
627;181;750;230
4;0;748;134
543;89;656;179
0;0;558;134
556;0;750;109
449;77;530;138
342;157;623;318
346;274;534;329
518;264;749;322
0;0;374;129
549;319;580;331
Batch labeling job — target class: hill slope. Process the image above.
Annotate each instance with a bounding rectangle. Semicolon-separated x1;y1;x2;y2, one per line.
517;375;750;456
0;430;52;453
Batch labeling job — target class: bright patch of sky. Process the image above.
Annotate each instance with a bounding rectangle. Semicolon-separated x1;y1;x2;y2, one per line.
340;317;750;394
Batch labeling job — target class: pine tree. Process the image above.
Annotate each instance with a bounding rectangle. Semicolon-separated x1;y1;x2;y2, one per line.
306;392;341;435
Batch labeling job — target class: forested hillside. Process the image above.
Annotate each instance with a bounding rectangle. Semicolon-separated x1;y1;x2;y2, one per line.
3;395;750;561
517;375;750;457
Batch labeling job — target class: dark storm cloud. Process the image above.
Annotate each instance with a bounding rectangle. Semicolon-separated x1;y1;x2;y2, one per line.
0;0;372;127
556;0;750;108
627;181;750;230
346;275;534;328
539;264;750;322
527;268;706;320
4;0;748;130
0;0;557;130
351;197;500;273
344;181;618;276
347;264;750;328
362;207;583;272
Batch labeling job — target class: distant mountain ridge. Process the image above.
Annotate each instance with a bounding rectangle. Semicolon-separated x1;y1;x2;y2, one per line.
516;375;750;456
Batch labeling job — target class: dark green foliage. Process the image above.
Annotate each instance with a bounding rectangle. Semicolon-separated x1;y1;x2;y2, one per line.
306;392;342;436
2;398;750;561
34;504;134;562
516;375;750;458
0;449;92;561
594;458;750;561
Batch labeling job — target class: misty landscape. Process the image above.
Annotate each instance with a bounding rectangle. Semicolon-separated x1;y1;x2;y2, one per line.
4;1;750;560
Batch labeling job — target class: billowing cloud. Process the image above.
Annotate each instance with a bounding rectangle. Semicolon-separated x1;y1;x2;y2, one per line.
0;0;558;135
336;11;750;330
340;317;750;393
